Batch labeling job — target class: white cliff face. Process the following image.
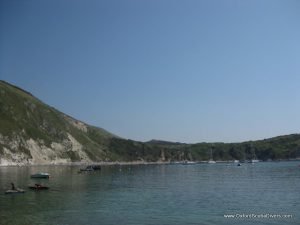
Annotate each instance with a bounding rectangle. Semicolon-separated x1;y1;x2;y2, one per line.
66;133;90;161
0;81;115;166
0;133;92;166
26;138;63;165
1;147;29;166
0;109;97;166
0;134;28;165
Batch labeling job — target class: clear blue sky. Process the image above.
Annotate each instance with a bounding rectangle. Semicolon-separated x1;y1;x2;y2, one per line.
1;0;300;143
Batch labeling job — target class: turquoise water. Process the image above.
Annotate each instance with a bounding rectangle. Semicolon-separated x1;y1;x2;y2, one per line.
0;162;299;225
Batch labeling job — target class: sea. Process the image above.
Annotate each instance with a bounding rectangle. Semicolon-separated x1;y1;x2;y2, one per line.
0;161;299;225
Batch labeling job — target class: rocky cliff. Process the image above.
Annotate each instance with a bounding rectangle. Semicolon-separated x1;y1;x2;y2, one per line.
1;80;300;165
0;80;116;165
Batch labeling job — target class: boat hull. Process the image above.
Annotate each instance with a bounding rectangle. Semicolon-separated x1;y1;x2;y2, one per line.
30;173;50;179
78;165;101;173
29;186;49;190
5;189;25;194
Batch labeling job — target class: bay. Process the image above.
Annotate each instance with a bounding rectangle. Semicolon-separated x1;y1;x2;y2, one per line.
0;162;299;225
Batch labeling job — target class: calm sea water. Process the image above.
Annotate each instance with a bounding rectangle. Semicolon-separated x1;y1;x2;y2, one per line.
0;162;299;225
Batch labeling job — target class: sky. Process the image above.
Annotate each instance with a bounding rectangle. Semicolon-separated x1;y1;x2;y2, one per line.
1;0;300;143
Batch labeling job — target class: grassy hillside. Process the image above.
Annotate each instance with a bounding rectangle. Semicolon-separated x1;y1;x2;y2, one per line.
0;80;115;163
0;80;299;165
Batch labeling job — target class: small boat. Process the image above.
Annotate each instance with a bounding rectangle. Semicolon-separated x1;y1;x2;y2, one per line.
91;165;101;170
30;172;50;179
5;188;25;194
182;161;197;165
207;148;216;164
80;166;94;172
79;165;101;173
248;144;259;163
29;184;49;190
170;161;182;165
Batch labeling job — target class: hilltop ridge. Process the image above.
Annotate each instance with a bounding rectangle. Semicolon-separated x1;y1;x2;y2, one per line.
0;80;116;165
0;80;300;165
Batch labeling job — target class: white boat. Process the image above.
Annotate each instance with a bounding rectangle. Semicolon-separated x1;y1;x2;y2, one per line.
5;188;25;194
182;161;197;165
249;159;259;163
249;145;259;163
208;148;216;163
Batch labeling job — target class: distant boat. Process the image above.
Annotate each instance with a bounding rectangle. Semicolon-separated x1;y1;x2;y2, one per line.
208;148;216;164
28;184;49;190
182;161;197;165
30;172;50;179
249;159;259;163
233;160;239;163
79;165;101;173
170;161;182;165
248;145;259;163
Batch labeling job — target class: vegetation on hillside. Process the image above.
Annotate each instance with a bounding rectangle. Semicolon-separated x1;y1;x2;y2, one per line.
0;80;113;162
1;80;300;163
108;134;300;162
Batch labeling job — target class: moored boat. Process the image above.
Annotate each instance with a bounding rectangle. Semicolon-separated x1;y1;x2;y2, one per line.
249;159;259;163
182;161;197;165
248;144;259;163
5;188;25;194
28;184;49;190
79;165;101;173
30;172;50;179
207;147;216;163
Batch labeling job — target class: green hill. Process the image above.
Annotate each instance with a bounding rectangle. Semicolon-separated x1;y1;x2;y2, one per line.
0;80;118;165
0;80;299;165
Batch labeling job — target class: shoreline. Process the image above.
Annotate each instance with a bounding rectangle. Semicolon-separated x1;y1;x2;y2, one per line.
1;158;300;167
0;160;171;167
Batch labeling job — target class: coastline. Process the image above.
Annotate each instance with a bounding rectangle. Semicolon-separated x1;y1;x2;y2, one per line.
1;158;299;167
0;160;171;167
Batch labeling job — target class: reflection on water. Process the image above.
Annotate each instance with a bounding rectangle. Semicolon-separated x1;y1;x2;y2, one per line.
0;162;300;225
